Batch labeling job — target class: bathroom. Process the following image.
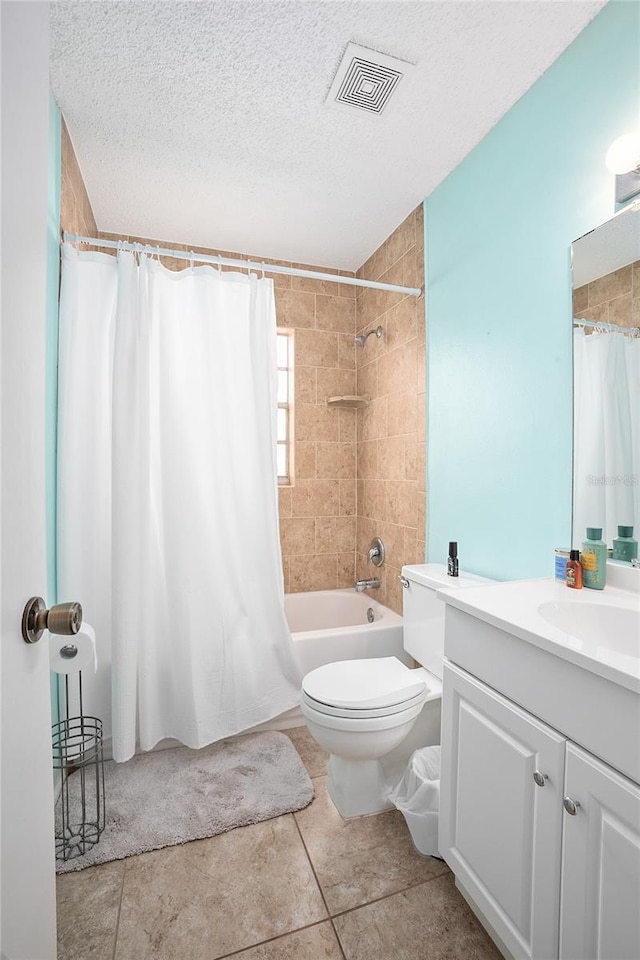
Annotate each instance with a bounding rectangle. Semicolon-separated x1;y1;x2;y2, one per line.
2;1;639;959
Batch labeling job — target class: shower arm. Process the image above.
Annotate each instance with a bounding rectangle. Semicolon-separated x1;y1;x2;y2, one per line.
355;325;383;347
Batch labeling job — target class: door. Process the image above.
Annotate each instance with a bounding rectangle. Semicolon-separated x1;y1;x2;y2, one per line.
560;742;640;960
1;3;58;958
440;662;566;960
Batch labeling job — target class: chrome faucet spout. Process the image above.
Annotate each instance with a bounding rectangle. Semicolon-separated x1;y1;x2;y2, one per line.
354;578;381;592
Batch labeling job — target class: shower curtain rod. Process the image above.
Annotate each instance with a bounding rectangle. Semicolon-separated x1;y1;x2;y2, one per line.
63;233;422;298
573;317;639;337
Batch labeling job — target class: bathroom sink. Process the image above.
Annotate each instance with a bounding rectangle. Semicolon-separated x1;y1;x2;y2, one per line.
538;601;640;660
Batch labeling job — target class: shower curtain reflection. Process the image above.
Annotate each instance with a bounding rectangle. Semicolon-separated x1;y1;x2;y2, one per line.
57;243;301;762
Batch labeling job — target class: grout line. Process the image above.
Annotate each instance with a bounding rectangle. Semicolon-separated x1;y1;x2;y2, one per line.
214;919;341;960
328;869;450;924
291;811;347;959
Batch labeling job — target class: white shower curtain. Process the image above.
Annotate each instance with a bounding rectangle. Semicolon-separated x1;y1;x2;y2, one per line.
58;244;301;762
573;329;639;547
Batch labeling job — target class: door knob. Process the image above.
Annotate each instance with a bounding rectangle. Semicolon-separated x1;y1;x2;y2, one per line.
22;597;83;645
533;770;549;787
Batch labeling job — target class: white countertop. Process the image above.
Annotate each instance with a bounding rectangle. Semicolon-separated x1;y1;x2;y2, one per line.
437;575;640;695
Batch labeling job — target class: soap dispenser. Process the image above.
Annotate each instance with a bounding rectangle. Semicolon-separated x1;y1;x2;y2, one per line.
581;528;606;590
447;541;459;577
612;526;638;563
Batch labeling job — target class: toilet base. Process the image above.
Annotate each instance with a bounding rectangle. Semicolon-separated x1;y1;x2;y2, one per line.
327;755;395;818
324;694;443;819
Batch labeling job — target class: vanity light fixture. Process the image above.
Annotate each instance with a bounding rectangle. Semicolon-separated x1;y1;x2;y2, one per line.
606;133;640;203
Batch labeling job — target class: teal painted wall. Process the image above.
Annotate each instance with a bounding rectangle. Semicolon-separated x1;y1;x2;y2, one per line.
47;94;61;723
425;1;640;581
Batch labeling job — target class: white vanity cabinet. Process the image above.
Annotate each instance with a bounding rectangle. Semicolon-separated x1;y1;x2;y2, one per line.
440;659;640;960
440;662;566;960
559;743;640;960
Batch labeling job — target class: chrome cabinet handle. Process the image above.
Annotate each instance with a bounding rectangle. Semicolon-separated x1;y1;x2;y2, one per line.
398;575;410;588
533;770;549;787
22;597;83;644
563;796;581;816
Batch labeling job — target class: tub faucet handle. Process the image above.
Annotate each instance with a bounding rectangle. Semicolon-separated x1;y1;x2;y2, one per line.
367;537;385;567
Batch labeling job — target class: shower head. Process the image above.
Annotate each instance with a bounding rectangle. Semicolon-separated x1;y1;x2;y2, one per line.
355;325;383;347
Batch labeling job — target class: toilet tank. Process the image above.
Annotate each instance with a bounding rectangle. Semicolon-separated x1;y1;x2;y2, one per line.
401;564;494;680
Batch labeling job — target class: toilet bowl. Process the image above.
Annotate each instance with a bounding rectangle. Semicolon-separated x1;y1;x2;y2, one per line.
301;564;493;819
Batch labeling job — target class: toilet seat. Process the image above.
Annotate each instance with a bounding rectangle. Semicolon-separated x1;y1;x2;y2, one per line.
302;697;425;733
301;656;429;712
301;687;426;719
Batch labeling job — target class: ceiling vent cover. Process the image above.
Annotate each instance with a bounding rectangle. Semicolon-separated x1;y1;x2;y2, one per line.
327;43;413;115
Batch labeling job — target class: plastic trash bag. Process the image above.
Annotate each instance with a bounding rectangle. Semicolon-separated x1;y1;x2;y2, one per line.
389;745;441;857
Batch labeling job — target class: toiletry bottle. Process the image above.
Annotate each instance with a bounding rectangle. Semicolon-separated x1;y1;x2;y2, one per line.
581;527;606;590
565;550;583;590
447;541;459;577
554;548;570;582
612;526;638;563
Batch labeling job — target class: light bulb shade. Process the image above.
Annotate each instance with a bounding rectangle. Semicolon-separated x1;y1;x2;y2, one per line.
606;134;640;175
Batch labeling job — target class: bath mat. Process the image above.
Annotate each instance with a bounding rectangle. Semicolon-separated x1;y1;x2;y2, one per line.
55;730;314;873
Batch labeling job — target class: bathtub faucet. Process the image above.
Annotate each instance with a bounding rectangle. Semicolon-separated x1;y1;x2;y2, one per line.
354;578;381;592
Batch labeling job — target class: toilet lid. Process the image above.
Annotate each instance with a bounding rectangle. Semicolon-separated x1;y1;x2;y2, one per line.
302;657;427;709
302;687;426;719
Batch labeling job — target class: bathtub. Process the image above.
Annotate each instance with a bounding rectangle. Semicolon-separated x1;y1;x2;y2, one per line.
285;588;410;676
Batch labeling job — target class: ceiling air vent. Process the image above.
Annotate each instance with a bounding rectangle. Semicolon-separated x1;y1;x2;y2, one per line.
326;42;413;115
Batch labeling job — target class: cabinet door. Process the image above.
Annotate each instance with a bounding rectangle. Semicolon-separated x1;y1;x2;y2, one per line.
440;662;566;960
560;743;640;960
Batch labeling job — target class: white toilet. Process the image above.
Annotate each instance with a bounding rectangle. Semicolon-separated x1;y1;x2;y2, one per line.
301;563;491;818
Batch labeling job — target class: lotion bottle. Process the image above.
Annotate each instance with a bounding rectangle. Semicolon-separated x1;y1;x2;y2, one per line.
581;527;606;590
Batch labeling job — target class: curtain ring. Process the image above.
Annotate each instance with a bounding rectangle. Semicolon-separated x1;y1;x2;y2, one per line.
216;256;222;276
189;250;195;271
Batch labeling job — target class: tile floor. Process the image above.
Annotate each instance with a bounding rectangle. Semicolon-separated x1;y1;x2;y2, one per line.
56;727;501;960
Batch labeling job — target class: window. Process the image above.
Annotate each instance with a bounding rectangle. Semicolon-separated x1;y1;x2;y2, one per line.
276;330;294;485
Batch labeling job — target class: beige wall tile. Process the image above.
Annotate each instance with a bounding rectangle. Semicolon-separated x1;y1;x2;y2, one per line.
316;442;356;480
387;390;417;437
292;479;340;518
295;365;317;405
316;367;356;403
295;441;317;479
337;334;356;369
338;408;356;443
608;292;633;328
316;516;356;554
297;403;339;442
289;554;338;592
278;487;292;518
296;329;339;368
358;396;388;442
573;284;589;314
280;518;316;556
378;436;405;481
357;440;378;480
337;553;356;588
316;295;356;334
357;359;378;400
275;288;316;329
339;479;356;516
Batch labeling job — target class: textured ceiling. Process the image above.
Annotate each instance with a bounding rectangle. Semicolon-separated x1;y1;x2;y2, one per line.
50;1;605;270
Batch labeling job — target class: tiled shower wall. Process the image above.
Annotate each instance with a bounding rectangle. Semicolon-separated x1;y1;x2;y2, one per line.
355;207;427;615
573;260;640;330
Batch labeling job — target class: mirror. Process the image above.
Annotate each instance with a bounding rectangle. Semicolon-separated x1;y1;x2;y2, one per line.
571;203;640;561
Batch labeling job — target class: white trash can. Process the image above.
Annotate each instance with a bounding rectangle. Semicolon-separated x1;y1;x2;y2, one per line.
389;745;441;857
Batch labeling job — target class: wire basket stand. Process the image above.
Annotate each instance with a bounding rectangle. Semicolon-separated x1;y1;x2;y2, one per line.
52;671;105;862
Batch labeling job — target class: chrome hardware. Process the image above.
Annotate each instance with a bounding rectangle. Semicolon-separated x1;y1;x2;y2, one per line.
563;796;581;816
22;597;83;645
355;325;383;347
399;575;410;588
367;537;385;567
632;558;640;568
354;578;381;592
366;607;375;623
533;771;549;787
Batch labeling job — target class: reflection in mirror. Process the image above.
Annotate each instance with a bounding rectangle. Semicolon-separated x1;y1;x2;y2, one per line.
572;202;640;560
